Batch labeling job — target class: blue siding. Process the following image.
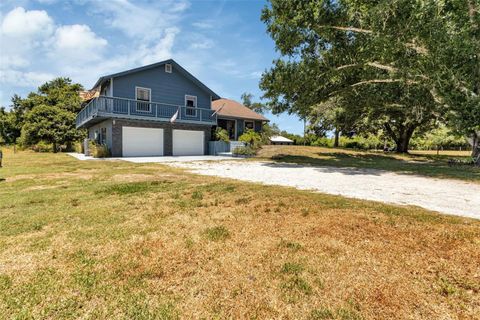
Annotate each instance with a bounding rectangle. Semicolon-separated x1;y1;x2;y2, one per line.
112;64;211;109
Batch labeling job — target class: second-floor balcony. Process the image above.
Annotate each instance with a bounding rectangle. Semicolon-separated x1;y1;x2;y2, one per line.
76;96;217;128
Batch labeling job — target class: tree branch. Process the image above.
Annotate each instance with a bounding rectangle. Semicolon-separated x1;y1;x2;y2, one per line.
336;62;397;72
318;26;373;34
351;79;419;87
366;62;397;72
384;122;398;142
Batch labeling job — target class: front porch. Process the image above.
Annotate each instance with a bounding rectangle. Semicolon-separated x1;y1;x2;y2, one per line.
208;141;246;155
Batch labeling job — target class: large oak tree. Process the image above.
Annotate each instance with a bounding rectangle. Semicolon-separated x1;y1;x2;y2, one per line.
260;0;479;154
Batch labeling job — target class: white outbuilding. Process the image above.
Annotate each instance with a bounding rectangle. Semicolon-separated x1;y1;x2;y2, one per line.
269;135;294;145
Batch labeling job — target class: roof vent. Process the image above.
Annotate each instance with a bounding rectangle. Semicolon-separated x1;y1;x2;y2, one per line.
165;64;172;73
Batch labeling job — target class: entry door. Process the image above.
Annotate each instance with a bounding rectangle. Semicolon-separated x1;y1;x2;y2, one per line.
217;119;236;140
122;127;164;157
172;130;204;156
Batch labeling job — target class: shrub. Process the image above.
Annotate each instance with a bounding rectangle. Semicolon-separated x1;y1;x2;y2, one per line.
232;145;257;156
214;127;230;142
93;144;110;158
32;141;53;153
238;129;262;148
74;142;84;154
88;140;110;158
311;137;333;147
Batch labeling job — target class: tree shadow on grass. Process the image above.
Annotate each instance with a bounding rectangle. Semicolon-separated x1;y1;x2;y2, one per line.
265;152;480;182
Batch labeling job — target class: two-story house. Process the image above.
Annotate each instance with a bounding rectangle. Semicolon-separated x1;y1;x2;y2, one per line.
76;59;268;157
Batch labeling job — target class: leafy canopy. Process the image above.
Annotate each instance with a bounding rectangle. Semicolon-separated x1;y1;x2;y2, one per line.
260;0;479;153
1;77;85;150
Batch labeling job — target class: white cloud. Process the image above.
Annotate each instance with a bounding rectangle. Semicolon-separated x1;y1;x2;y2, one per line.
52;24;107;61
189;33;214;50
0;70;55;87
0;7;108;97
192;20;214;29
54;24;107;50
138;27;179;65
1;7;53;39
0;7;54;70
90;0;189;41
248;71;263;79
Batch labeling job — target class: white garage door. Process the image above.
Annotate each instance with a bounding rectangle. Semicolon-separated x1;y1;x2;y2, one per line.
122;127;164;157
172;129;204;156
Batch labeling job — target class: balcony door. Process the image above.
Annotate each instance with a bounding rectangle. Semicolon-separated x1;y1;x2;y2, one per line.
185;95;197;116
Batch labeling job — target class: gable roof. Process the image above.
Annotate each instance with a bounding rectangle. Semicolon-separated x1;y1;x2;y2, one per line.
91;59;221;100
212;98;268;121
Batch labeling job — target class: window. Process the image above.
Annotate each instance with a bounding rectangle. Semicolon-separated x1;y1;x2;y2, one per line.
165;64;172;73
244;121;254;131
100;128;107;145
135;87;151;112
95;128;107;145
185;95;197;116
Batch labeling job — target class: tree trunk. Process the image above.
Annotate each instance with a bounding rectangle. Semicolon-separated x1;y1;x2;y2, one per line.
471;132;480;166
384;123;415;153
53;142;57;153
333;128;340;148
395;134;411;153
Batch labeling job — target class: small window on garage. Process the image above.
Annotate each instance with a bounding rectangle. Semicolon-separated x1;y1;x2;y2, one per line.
244;121;254;131
100;127;107;145
165;64;172;73
135;87;151;112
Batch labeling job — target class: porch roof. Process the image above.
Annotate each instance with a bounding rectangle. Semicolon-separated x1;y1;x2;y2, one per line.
212;99;269;122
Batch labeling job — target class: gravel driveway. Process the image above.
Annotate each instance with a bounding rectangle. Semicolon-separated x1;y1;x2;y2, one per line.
172;161;480;219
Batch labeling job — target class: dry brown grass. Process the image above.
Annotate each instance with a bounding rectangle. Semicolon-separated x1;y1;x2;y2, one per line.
256;145;480;183
0;150;479;319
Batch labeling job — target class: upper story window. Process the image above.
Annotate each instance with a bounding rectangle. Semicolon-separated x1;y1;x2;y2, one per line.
185;95;197;116
135;87;151;112
165;64;172;73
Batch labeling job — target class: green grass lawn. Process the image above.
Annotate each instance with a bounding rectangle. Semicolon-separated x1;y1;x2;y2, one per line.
256;145;480;183
0;149;479;319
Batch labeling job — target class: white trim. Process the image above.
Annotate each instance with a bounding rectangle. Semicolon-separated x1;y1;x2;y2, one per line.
109;78;113;96
244;120;254;131
135;86;151;102
184;94;197;117
135;86;152;112
165;63;172;73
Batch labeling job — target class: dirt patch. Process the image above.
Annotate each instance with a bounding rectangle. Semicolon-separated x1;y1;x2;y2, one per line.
6;174;36;182
7;171;95;183
23;185;62;191
112;174;156;182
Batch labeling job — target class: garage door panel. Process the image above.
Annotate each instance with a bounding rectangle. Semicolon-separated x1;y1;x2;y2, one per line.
172;130;204;156
122;127;164;157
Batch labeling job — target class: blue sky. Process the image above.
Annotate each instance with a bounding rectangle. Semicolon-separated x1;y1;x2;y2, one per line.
0;0;304;134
